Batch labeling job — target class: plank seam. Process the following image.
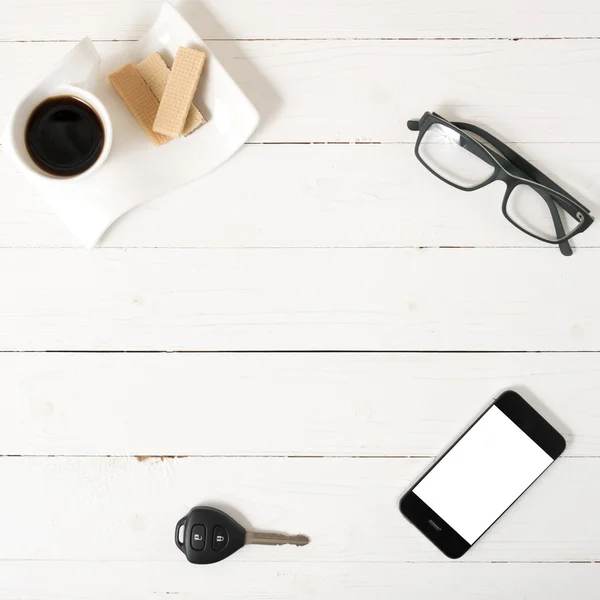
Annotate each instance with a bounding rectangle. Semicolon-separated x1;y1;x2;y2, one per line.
2;37;600;43
0;245;588;249
0;454;589;459
3;141;600;150
0;558;596;564
0;349;597;354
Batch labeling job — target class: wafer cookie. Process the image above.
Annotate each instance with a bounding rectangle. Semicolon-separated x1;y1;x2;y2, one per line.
153;47;206;138
109;64;170;146
137;52;206;137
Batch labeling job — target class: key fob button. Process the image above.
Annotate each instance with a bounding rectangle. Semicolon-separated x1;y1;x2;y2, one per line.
190;525;206;551
213;526;229;551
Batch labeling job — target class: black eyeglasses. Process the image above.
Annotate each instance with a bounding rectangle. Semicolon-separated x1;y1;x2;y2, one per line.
408;112;594;256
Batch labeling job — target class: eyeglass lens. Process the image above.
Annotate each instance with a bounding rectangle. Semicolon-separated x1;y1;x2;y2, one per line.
506;184;581;242
417;123;495;189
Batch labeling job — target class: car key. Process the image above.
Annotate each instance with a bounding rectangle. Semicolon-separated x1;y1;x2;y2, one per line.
175;506;310;564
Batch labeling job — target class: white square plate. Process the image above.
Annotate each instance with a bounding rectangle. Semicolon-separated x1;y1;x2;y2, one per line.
10;2;259;247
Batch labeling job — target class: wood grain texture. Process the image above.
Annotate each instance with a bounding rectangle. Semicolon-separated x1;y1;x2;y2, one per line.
1;143;599;249
2;0;600;595
1;0;599;40
1;352;598;457
0;248;596;351
2;562;599;600
0;456;598;562
2;40;600;144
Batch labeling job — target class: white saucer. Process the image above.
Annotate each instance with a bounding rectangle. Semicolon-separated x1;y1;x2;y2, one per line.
9;2;259;247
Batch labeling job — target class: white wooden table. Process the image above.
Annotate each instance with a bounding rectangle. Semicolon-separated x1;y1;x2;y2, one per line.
1;1;600;597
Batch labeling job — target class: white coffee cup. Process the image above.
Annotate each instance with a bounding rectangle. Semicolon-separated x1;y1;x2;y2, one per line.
4;38;112;181
7;84;113;181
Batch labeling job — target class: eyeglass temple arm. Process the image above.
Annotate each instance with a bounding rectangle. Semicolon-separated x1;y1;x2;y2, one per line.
453;122;575;256
541;193;572;256
410;115;587;213
454;122;589;214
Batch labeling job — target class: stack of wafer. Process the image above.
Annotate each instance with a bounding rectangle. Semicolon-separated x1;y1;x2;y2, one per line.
109;47;207;146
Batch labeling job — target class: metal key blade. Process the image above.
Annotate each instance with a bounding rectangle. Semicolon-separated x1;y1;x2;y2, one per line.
245;531;310;546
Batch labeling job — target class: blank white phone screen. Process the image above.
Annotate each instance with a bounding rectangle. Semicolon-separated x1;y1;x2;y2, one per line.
413;406;553;544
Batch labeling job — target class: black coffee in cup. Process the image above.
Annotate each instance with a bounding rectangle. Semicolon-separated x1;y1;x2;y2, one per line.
25;96;105;177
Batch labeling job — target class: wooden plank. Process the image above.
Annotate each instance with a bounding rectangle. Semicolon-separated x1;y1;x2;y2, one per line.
1;561;598;599
3;40;600;143
0;248;596;351
1;0;600;41
1;142;599;249
1;456;598;562
2;352;599;457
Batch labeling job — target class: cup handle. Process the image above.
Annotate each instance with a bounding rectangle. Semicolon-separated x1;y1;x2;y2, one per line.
43;37;101;91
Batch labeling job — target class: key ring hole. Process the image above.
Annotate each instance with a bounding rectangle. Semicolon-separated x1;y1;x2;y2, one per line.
174;516;187;551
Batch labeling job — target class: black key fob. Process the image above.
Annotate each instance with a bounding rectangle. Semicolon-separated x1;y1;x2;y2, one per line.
175;506;246;564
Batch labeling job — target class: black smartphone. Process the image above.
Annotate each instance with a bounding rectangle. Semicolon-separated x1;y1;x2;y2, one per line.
399;390;565;559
